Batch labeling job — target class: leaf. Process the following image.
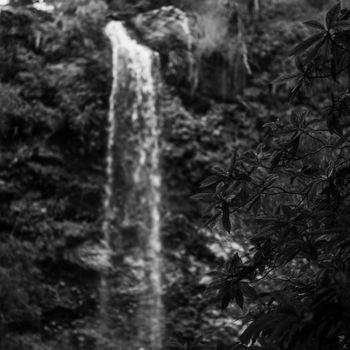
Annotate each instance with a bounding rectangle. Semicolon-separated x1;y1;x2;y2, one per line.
308;180;321;204
230;282;238;299
235;286;244;309
237;183;249;203
295;57;304;72
290;33;323;57
221;201;231;233
240;282;257;299
221;290;231;311
200;175;223;188
229;150;238;173
232;252;242;267
263;122;278;130
289;81;302;100
330;58;338;81
303;20;324;30
239;317;270;344
325;3;341;30
212;166;228;176
207;270;227;278
334;21;350;28
216;182;226;194
203;212;221;227
304;37;326;65
191;193;215;202
273;73;300;85
207;279;225;291
336;31;350;49
290;113;300;127
290;135;300;157
322;36;332;57
251;196;261;216
271;151;283;168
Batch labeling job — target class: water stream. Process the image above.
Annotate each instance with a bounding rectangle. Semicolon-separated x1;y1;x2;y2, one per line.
103;21;163;350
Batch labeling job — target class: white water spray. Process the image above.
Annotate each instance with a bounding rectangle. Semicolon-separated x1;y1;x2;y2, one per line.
103;21;163;350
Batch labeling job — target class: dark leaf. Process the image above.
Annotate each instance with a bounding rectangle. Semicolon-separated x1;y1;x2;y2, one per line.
330;59;338;81
273;73;300;84
230;282;238;299
289;81;302;100
325;3;341;30
221;201;231;233
240;323;257;345
229;150;238;173
207;278;226;292
290;135;300;157
308;180;321;203
200;175;223;188
239;317;270;345
303;20;324;30
305;37;325;65
207;270;227;278
290;33;323;57
251;196;261;216
221;290;231;311
334;20;350;28
240;282;257;299
191;192;215;202
212;166;228;176
235;286;244;309
203;212;221;227
327;113;335;134
271;151;283;167
295;57;304;72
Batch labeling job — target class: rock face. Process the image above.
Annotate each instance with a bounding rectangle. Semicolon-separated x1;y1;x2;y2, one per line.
131;6;196;95
128;5;249;103
132;6;193;52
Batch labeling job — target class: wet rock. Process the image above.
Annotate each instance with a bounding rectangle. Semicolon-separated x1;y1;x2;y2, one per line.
69;241;112;272
55;222;110;272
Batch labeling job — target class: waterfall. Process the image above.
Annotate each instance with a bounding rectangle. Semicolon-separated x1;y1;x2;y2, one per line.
103;21;163;350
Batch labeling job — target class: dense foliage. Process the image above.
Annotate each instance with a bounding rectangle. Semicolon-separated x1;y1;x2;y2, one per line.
0;1;110;349
194;3;350;349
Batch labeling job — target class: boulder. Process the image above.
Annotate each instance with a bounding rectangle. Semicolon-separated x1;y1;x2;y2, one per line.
72;241;112;272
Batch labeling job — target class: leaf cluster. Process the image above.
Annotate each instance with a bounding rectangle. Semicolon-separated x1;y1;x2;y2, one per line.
195;4;350;349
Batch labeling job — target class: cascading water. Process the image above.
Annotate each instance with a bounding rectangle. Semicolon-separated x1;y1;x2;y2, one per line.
102;21;163;350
